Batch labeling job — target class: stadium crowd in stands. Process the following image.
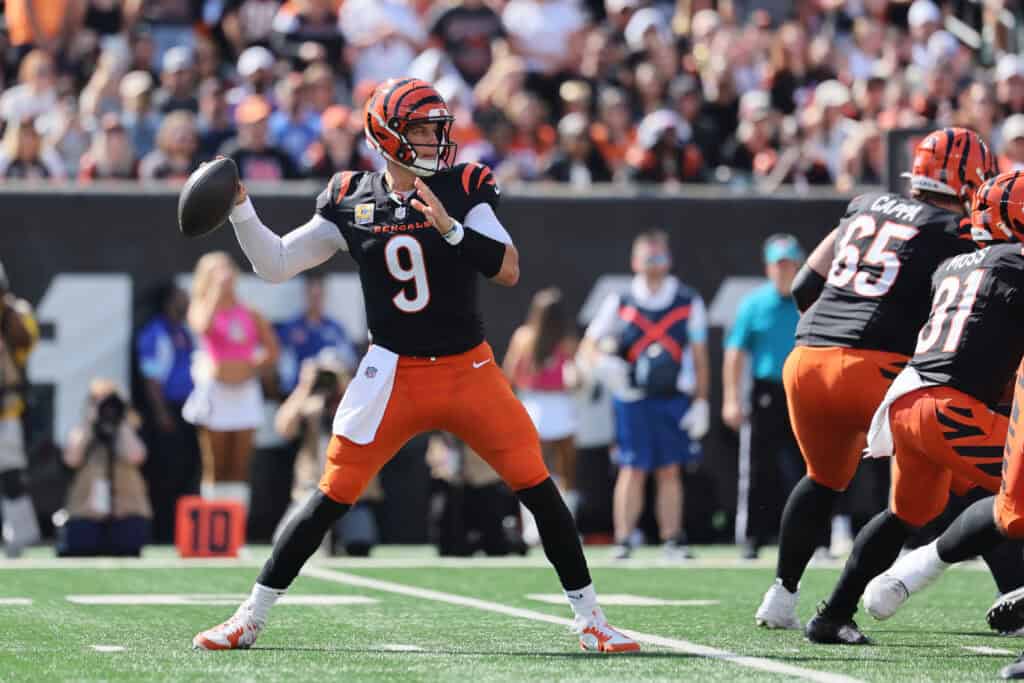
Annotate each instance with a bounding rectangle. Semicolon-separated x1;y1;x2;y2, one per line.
0;0;1020;190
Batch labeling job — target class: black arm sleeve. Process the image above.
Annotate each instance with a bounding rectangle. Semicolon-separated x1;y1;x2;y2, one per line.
458;227;506;278
792;263;826;313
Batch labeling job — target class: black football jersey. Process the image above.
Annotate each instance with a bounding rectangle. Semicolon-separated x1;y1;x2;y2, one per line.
316;162;501;357
910;244;1024;406
796;192;973;356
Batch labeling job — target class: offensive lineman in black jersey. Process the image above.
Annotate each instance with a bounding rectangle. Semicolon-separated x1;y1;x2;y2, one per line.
805;170;1024;645
193;78;639;653
755;128;995;632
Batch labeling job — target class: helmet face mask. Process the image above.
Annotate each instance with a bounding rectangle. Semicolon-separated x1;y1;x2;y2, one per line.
365;79;458;177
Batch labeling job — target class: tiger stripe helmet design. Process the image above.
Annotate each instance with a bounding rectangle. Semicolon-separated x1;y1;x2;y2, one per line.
904;127;995;207
970;170;1024;245
364;78;456;177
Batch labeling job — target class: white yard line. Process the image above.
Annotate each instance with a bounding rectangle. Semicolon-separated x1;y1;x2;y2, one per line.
963;645;1015;656
90;645;125;653
0;598;32;605
302;566;864;683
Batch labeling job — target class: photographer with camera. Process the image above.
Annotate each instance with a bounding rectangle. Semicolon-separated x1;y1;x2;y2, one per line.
57;379;151;557
274;350;379;556
0;259;41;557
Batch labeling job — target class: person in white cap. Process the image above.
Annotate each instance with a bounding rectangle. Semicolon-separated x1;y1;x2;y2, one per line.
230;46;277;108
119;70;160;158
908;0;942;69
999;114;1024;172
155;46;198;115
996;55;1024;118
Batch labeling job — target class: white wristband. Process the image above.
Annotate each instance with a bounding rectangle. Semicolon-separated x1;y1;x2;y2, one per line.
441;220;465;245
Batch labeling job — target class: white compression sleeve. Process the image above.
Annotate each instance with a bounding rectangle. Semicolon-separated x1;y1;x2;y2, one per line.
229;197;348;283
464;203;513;245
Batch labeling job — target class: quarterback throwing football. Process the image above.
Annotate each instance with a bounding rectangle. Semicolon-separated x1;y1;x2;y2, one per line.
192;78;638;653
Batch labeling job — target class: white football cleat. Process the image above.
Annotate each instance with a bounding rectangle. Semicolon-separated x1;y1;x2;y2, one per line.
192;602;264;650
755;578;801;630
573;607;640;653
863;574;910;620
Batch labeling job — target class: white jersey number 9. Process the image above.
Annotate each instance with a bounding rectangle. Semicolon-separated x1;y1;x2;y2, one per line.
385;235;431;313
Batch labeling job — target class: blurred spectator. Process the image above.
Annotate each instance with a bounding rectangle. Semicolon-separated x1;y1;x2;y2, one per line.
836;122;884;192
624;109;705;184
670;74;723;169
764;22;810;116
340;0;426;85
996;54;1024;117
139;110;200;180
230;45;277;106
0;261;41;557
197;78;237;157
908;0;942;71
48;97;93;177
999;115;1024;172
719;91;777;182
542;113;613;186
302;105;362;179
183;252;278;502
57;379;151;557
303;62;337;113
270;0;346;68
84;0;127;40
154;45;199;114
220;0;281;58
269;72;320;165
0;117;67;180
219;95;302;179
78;112;138;180
504;288;580;517
194;34;225;82
124;0;200;70
126;26;157;76
501;0;586;115
582;230;709;560
0;49;58;124
5;0;83;64
503;89;556;176
135;283;200;543
589;87;634;174
427;0;504;85
956;82;1001;153
79;44;131;126
275;273;358;395
119;69;161;158
723;234;805;560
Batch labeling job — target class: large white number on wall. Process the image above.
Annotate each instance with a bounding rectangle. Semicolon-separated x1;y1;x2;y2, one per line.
28;275;132;445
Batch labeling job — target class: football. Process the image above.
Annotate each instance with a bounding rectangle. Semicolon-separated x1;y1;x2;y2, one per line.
177;157;239;238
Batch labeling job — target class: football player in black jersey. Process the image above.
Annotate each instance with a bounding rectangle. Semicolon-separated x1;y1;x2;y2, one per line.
803;170;1024;645
193;78;639;653
755;128;995;632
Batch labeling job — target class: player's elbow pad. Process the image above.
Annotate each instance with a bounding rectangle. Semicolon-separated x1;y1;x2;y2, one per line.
791;264;826;313
459;227;506;279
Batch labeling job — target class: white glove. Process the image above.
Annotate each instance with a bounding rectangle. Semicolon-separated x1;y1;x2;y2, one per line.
593;354;632;394
680;398;710;440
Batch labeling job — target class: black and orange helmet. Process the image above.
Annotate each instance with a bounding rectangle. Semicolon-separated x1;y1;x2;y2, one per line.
364;78;456;177
904;127;995;206
970;170;1024;245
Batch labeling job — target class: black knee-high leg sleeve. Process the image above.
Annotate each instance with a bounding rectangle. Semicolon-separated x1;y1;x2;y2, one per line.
517;478;591;591
257;491;350;590
776;476;838;593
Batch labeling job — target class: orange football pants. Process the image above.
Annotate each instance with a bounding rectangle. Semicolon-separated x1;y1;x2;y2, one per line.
997;361;1024;537
889;386;1006;527
783;346;909;491
319;341;549;504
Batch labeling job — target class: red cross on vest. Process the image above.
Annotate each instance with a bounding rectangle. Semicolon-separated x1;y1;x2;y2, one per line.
619;304;691;363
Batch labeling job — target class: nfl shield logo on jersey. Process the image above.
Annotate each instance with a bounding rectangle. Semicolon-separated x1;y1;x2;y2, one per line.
355;203;375;224
365;366;378;379
395;206;407;220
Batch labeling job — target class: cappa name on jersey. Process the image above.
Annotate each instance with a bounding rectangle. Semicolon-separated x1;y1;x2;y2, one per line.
870;195;925;223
